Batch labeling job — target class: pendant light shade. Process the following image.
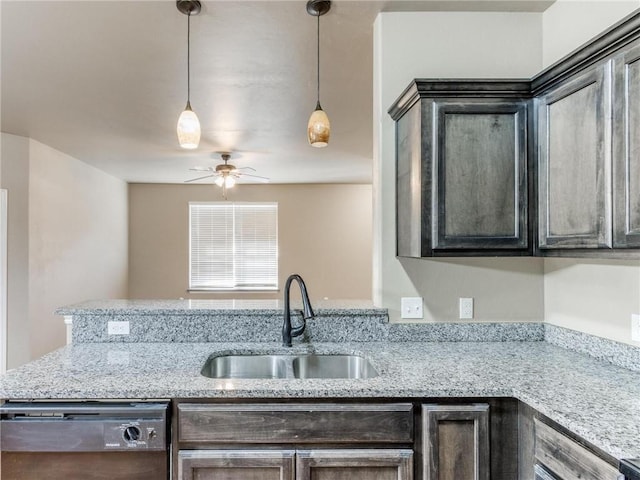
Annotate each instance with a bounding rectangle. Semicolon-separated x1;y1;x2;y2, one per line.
176;1;201;149
306;0;331;148
177;101;200;149
308;102;330;148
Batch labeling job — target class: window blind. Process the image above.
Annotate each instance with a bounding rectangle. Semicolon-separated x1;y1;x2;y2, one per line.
189;202;278;290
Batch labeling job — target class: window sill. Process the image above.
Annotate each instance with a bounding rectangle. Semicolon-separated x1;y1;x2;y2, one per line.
187;288;279;293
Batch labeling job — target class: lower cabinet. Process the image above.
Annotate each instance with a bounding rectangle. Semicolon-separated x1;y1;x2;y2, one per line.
422;404;490;480
178;449;295;480
178;449;413;480
533;419;622;480
297;449;413;480
175;402;415;480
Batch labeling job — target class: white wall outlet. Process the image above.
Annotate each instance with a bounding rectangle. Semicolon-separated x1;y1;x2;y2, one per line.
401;297;423;319
107;321;130;335
631;314;640;342
459;298;474;319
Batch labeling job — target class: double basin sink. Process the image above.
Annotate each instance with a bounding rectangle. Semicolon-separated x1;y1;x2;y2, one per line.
201;353;378;380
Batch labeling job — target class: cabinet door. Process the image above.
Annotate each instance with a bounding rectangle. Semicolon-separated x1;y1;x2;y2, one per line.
296;449;413;480
422;404;489;480
613;41;640;247
538;63;613;249
433;101;529;251
534;419;621;480
178;450;295;480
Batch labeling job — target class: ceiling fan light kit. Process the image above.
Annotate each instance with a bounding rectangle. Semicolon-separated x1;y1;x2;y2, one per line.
176;0;201;150
306;0;331;148
185;153;270;199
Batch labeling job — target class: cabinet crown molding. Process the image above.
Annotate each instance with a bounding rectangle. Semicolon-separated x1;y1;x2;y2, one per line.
388;79;531;120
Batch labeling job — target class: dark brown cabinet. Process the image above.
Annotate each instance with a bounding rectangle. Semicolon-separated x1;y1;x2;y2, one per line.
389;81;533;257
613;39;640;248
421;403;490;480
533;419;621;480
536;62;613;250
175;403;414;480
178;450;296;480
389;12;640;258
296;449;413;480
178;449;413;480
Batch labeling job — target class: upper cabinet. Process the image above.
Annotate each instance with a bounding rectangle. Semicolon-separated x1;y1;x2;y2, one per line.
536;63;613;250
389;81;533;258
389;10;640;258
613;39;640;248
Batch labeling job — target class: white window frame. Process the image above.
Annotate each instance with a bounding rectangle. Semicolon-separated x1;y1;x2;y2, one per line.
189;202;278;291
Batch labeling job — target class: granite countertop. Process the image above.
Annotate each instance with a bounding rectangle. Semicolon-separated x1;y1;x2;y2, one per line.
1;340;639;460
55;299;386;316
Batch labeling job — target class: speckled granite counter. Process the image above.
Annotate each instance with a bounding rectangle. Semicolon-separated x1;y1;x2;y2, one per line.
56;299;387;316
1;340;639;460
57;299;545;344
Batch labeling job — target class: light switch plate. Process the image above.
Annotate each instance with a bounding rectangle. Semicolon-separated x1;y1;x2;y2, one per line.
108;321;130;335
459;298;474;319
401;297;423;319
631;314;640;342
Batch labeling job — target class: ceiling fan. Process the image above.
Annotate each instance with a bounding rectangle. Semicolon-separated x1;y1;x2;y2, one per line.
185;153;270;198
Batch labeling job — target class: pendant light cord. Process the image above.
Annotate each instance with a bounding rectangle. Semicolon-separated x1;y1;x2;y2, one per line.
187;11;191;104
316;13;321;108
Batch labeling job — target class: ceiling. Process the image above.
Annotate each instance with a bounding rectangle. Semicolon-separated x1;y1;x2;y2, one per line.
1;0;554;185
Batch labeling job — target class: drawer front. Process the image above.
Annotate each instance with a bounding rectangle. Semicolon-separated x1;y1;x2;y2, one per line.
178;403;414;444
534;419;620;480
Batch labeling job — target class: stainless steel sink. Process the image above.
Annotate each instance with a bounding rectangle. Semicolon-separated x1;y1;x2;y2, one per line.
201;354;378;379
201;355;289;379
292;354;379;379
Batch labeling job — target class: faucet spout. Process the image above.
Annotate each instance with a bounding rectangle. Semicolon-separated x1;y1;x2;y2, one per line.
282;274;315;347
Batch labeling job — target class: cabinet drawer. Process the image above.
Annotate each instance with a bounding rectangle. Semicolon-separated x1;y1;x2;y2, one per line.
534;419;620;480
178;403;413;444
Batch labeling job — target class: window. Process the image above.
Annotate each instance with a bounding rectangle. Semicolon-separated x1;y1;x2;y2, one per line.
189;202;278;290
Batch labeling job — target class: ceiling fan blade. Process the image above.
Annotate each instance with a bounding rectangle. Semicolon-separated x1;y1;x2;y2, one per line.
184;174;216;183
234;166;256;172
189;167;214;172
238;173;270;183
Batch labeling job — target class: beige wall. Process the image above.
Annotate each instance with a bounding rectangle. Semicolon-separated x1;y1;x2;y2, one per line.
0;133;128;367
128;183;372;301
542;0;640;68
28;139;128;360
541;1;640;346
0;134;30;367
373;12;545;322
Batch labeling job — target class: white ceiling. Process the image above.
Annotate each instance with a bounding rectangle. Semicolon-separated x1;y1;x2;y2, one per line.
1;0;553;184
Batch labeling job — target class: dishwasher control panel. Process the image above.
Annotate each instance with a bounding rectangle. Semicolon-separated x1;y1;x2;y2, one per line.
103;419;166;450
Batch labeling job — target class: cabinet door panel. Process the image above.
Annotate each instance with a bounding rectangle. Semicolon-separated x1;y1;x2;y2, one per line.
434;102;528;250
422;404;490;480
178;403;413;444
534;420;620;480
614;41;640;247
296;449;413;480
538;63;613;249
178;450;295;480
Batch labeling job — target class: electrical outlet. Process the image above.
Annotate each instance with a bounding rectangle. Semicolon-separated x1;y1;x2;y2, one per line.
401;297;423;319
108;321;130;335
631;314;640;342
459;298;474;319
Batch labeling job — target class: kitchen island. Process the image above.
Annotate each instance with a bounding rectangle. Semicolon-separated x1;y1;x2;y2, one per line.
1;300;639;479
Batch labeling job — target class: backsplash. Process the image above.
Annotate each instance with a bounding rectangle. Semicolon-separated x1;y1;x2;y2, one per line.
544;324;640;373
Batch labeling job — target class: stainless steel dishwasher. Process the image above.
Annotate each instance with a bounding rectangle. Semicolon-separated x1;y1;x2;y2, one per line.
0;401;169;480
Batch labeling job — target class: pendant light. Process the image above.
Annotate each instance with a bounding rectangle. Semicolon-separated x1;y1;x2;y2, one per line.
306;0;331;148
176;0;201;149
